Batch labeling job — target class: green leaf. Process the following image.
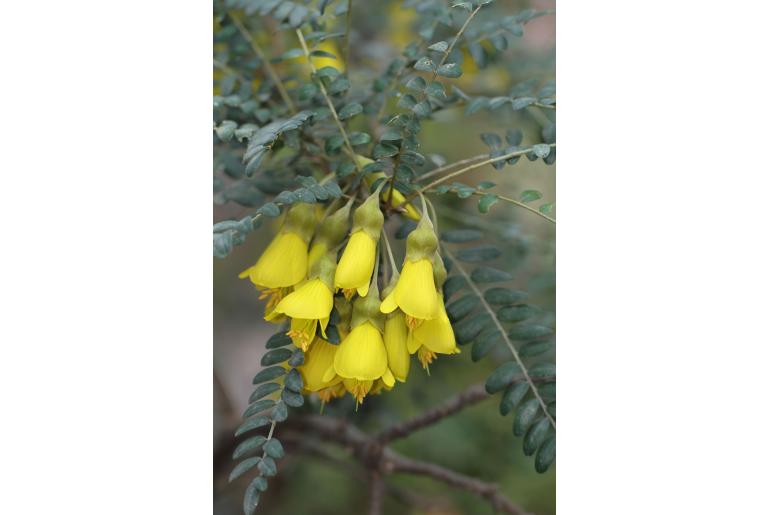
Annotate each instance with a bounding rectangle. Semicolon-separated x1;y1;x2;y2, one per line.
338;102;363;120
532;144;551;158
315;66;340;79
248;382;281;403
428;41;449;52
436;63;462;78
325;134;345;153
281;389;305;407
471;266;512;283
484;287;528;305
535;436;556;473
258;202;281;218
235;416;270;437
466;97;490;115
425;82;446;100
513;398;541;436
485;361;521;394
243;399;276;419
349;132;372;146
519;189;542;203
443;275;468;299
538;382;556;402
265;332;292;349
500;382;530;416
229;457;260;482
539;202;554;214
263;439;285;459
251;475;268;492
380;128;402;141
310;49;337;59
456;246;501;262
446;294;477;322
284;368;304;392
529;362;556;378
455;313;491;344
497;304;538;323
405;76;426;91
523;418;551;456
271;400;288;422
258;456;278;476
252;366;286;384
278;48;304;60
414;56;435;72
477;193;499;214
260;348;293;366
243;478;261;515
511;96;537;110
215;120;237;141
440;229;483;243
471;328;501;362
232;435;267;460
519;340;554;357
412;100;432;118
397;93;417;109
507;324;552;340
327;76;350;95
287;349;304;367
373;143;400;159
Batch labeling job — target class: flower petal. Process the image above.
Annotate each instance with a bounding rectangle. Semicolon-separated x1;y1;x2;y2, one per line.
394;258;439;320
384;313;410;382
244;232;308;288
272;278;333;319
333;322;388;380
334;230;376;293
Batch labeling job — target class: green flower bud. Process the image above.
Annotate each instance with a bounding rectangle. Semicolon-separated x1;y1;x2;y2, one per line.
405;216;438;261
351;190;385;239
317;199;354;248
351;289;385;332
283;202;316;242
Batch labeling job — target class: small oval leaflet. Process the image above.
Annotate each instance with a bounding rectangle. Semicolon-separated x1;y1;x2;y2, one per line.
271;400;288;422
471;266;512;283
513;398;541;437
535;435;556;473
258;456;278;477
281;389;305;408
233;435;267;460
507;324;552;341
456;245;502;262
485;361;521;394
523;417;551;456
261;348;293;366
484;287;528;306
440;229;483;243
243;399;276;419
265;332;292;349
500;382;530;416
229;457;261;483
249;382;281;403
263;439;285;459
235;416;271;437
252;366;286;384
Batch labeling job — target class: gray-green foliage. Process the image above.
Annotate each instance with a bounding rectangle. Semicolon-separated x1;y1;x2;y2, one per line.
214;0;555;509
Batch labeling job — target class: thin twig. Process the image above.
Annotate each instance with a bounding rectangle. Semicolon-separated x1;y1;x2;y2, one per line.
296;28;362;173
472;191;556;224
406;143;557;202
343;0;353;73
228;13;296;113
441;245;556;430
419;153;488;182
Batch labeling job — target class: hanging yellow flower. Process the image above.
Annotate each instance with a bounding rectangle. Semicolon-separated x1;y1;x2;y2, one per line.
334;188;384;299
298;336;343;393
380;214;440;328
266;252;336;350
329;289;394;404
308;198;354;270
408;292;460;369
383;305;410;383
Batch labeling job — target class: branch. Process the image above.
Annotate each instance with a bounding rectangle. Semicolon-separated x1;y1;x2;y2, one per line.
441;245;556;430
228;13;296;113
405;143;557;202
368;471;385;515
377;383;488;444
383;455;530;515
418;153;488;182
296;28;362;173
473;191;556;224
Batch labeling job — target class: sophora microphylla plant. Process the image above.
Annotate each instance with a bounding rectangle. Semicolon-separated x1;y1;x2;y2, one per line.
214;0;555;512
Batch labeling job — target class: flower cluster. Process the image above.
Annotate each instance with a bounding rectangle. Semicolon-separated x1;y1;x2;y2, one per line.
241;186;459;406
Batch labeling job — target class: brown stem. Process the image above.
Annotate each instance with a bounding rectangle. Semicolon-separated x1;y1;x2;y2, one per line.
368;470;385;515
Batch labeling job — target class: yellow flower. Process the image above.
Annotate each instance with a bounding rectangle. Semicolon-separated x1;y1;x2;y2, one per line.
408;293;460;369
267;252;336;350
307;199;354;271
380;213;441;327
330;292;394;404
384;311;410;382
334;190;383;299
239;203;315;316
298;337;342;393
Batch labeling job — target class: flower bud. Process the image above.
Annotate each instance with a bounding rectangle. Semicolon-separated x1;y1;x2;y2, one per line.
405;216;438;261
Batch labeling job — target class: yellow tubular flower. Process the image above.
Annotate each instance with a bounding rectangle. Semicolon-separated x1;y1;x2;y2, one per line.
239;203;315;289
308;199;354;271
334;189;384;299
384;311;410;383
298;337;342;393
408;292;460;369
331;291;394;404
356;155;420;221
380;215;440;327
267;252;336;350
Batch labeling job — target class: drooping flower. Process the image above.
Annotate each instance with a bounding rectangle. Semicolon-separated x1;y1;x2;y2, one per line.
307;198;354;271
266;252;336;350
383;304;410;383
239;203;315;317
407;292;460;369
334;188;384;299
298;336;343;393
380;213;440;328
329;288;394;404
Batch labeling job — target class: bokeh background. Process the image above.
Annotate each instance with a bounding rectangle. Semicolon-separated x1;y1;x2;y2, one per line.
215;1;555;513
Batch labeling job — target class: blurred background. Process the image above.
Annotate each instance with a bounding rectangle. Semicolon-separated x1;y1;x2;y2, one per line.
215;1;554;513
